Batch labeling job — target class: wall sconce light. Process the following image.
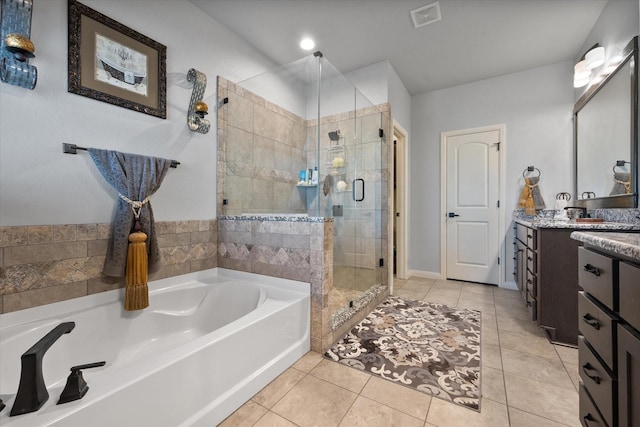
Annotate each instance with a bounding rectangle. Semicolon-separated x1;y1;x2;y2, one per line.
573;43;606;88
0;0;37;90
187;68;210;134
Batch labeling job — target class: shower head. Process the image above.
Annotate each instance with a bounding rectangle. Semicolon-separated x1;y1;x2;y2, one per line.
328;130;340;141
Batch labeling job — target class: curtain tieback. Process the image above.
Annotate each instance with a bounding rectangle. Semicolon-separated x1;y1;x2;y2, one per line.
119;194;151;219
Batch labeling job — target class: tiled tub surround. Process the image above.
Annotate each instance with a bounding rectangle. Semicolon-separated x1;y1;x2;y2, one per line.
217;216;390;352
0;220;217;314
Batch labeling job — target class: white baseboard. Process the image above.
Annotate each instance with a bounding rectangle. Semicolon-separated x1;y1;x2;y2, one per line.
407;269;443;280
501;280;518;290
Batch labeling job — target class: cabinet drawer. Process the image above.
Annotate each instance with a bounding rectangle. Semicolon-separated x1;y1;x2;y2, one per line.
516;223;528;244
579;335;614;427
620;262;640;333
578;247;616;311
516;223;536;249
526;248;536;273
526;292;537;321
578;291;616;371
526;269;537;296
580;382;609;427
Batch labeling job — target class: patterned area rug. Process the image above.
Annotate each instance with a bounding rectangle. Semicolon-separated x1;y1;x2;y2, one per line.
325;296;481;411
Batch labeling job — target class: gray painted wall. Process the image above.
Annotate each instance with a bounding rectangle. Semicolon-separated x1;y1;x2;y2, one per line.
410;61;575;282
0;0;275;226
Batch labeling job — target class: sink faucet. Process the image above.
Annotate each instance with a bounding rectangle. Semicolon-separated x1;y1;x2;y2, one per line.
564;206;588;219
10;322;75;416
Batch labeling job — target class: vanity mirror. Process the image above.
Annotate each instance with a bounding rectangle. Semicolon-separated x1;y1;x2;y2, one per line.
574;36;638;208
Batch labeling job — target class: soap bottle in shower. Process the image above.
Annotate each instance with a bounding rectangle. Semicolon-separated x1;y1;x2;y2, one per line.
311;167;318;185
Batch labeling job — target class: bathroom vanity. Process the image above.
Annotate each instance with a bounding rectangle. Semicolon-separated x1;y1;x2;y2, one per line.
513;219;640;346
570;231;640;427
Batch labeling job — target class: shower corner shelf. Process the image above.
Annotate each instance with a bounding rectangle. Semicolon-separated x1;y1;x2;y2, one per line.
296;183;317;188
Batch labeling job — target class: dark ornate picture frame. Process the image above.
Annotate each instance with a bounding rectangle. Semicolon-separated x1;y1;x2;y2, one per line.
68;0;167;119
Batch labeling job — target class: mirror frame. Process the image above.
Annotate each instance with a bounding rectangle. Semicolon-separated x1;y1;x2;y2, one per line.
573;36;638;208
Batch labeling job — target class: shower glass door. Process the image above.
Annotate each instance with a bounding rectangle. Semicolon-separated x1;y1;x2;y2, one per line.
317;58;383;315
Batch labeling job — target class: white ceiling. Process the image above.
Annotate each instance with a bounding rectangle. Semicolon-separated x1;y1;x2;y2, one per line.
189;0;608;95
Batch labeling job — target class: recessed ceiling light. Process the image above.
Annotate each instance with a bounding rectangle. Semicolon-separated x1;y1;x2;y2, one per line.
300;37;315;50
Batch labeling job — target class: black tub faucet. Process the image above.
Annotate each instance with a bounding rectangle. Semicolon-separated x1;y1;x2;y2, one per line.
10;321;75;417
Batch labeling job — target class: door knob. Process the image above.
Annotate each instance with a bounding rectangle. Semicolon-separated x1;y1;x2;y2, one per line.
448;212;460;218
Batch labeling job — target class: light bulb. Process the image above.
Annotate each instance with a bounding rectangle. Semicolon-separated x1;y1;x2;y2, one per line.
300;38;315;50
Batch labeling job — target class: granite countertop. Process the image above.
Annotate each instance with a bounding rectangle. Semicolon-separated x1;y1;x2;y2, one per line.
570;231;640;261
218;214;333;222
515;218;640;231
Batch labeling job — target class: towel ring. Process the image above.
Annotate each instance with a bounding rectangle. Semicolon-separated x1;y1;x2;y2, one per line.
522;167;541;179
613;161;630;173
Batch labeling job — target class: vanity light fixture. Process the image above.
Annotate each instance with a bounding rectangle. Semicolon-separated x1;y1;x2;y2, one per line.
585;45;605;70
574;44;606;88
573;60;590;88
300;37;315;51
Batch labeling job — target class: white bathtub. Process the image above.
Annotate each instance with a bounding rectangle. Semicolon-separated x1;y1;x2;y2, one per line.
0;268;310;426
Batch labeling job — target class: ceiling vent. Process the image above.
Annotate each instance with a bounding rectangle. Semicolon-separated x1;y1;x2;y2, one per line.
410;2;441;29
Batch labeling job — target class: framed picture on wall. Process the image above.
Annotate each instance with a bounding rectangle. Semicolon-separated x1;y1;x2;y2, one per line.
67;0;167;119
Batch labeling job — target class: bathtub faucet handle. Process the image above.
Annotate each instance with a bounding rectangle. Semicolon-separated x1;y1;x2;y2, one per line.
58;361;106;404
10;321;75;416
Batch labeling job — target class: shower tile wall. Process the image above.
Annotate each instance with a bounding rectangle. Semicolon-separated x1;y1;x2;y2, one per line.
0;220;218;313
306;104;391;292
218;77;307;215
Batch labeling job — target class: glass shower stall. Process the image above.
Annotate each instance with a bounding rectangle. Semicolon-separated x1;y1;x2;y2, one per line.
219;52;387;322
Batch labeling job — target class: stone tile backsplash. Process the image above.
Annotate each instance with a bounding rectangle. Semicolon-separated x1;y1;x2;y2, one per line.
0;220;218;313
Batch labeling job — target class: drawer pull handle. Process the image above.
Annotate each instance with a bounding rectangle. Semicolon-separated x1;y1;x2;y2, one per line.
527;234;532;239
582;313;601;330
527;256;533;261
582;414;596;426
581;363;601;384
583;264;601;277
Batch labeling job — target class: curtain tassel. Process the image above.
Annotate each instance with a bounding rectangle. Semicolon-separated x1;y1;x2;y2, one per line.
124;220;149;311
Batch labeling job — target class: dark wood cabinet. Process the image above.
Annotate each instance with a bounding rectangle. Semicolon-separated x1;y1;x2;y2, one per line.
578;246;640;427
538;229;581;345
515;223;538;321
618;323;640;427
514;222;580;345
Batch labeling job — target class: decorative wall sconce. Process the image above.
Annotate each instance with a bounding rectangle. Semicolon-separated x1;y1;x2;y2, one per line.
574;44;606;88
0;0;37;89
187;68;210;134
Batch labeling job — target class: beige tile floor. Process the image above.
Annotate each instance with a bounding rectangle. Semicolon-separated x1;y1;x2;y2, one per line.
219;277;580;427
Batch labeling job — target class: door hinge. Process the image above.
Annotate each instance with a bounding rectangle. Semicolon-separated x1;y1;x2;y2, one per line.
495;142;501;151
379;128;384;138
498;257;500;265
497;200;500;208
379;258;384;267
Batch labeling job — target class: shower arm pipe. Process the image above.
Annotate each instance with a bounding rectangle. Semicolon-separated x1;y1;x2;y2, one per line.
62;143;180;168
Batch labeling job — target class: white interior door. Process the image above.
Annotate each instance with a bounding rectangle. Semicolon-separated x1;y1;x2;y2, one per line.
444;128;501;285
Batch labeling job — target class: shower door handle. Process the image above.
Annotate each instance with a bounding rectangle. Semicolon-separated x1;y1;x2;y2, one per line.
353;179;365;202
